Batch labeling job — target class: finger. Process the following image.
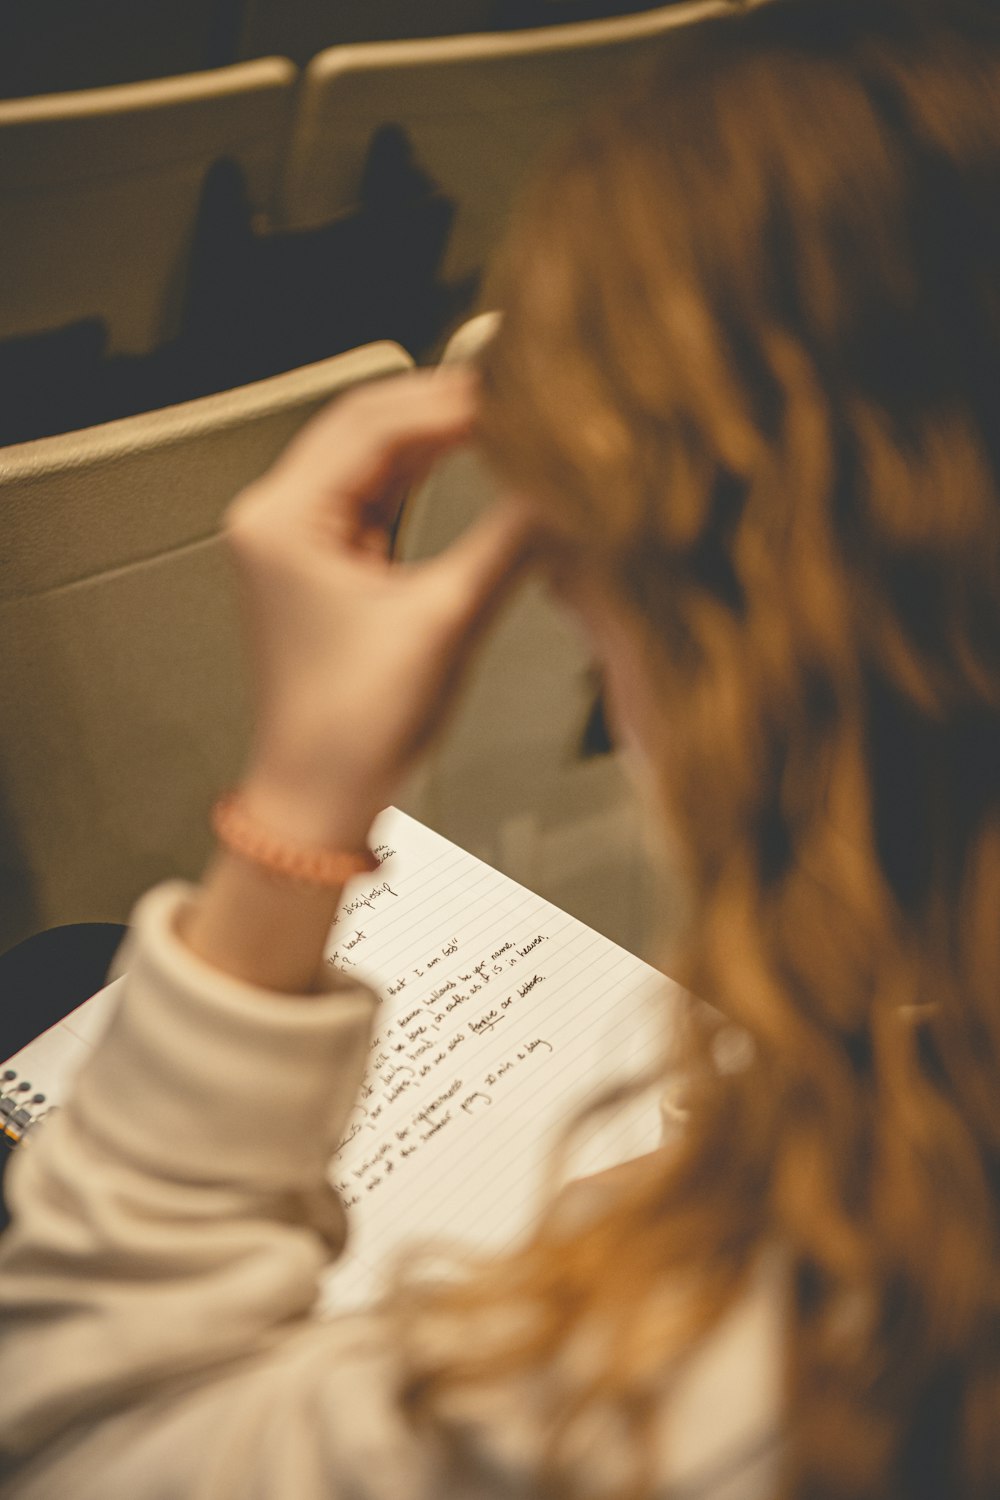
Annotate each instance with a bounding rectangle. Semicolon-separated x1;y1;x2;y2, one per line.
292;367;476;457
419;503;543;636
270;369;479;526
398;508;543;749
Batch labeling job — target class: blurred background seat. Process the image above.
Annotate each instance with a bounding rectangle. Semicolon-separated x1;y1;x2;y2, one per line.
395;314;659;961
0;342;413;953
0;0;689;97
191;6;723;419
275;1;724;312
0;59;296;445
0;59;295;357
0;5;724;449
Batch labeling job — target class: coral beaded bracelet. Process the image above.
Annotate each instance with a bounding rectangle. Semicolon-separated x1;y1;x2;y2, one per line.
211;791;378;889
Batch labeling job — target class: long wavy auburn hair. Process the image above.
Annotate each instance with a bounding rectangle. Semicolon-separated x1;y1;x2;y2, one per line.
386;3;1000;1495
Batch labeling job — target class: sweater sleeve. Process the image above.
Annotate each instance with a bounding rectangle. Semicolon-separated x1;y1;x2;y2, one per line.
0;881;381;1473
0;882;783;1500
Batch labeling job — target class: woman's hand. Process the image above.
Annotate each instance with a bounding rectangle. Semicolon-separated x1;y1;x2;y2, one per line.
180;368;533;993
223;367;533;851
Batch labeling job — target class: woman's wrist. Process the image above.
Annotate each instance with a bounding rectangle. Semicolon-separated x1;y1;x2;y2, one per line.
180;849;346;995
234;762;380;854
180;769;373;994
176;771;380;995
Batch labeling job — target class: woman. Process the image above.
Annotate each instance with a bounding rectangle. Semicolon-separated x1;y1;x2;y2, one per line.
2;0;1000;1495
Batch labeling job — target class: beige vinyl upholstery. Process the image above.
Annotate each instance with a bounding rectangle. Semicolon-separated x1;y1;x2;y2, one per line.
0;343;413;950
277;2;724;293
0;60;296;355
396;316;658;959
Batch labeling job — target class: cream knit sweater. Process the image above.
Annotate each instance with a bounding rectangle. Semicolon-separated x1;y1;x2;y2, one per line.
0;882;782;1499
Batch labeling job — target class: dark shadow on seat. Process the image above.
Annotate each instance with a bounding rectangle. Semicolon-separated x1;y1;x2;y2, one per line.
0;131;475;445
179;128;477;390
0;923;127;1063
0;321;110;446
0;782;41;957
0;921;127;1232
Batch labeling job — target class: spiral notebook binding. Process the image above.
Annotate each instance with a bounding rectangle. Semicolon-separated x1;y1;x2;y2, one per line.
0;1068;52;1148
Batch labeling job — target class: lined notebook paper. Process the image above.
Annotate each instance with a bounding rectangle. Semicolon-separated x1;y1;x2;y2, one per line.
2;808;678;1313
321;810;674;1311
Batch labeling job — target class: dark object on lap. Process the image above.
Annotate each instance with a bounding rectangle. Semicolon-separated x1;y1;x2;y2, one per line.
0;922;126;1229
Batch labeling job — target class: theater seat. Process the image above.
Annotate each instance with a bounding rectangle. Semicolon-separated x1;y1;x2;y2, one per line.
276;2;723;307
0;59;296;358
0;343;413;952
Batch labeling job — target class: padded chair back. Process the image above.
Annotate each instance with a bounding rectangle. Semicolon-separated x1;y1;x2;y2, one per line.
277;2;724;292
395;315;655;959
0;342;413;950
0;60;295;356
